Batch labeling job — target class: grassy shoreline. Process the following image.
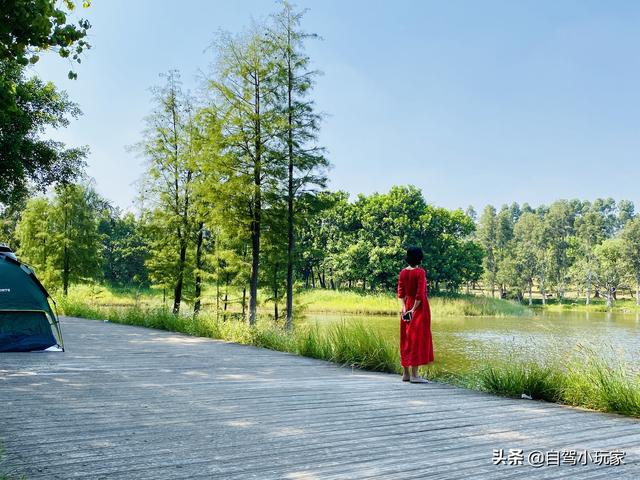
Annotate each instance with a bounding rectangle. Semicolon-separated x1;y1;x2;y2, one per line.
59;297;640;418
535;298;640;314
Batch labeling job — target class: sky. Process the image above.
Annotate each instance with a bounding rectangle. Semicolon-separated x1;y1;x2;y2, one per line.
33;0;640;212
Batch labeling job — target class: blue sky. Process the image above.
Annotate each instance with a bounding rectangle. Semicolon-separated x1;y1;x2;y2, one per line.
34;0;640;211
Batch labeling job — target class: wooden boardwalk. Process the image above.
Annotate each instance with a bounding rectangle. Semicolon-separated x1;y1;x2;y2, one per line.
1;317;639;479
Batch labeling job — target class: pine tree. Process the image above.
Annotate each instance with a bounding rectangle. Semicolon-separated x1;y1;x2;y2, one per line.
269;1;328;328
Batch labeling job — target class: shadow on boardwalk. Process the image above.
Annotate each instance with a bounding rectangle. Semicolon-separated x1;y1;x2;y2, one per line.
1;317;639;479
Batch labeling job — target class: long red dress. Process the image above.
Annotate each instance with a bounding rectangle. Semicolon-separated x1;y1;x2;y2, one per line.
397;267;434;367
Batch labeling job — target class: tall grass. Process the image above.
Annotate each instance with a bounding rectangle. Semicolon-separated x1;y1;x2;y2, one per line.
60;298;640;418
477;362;565;403
562;345;640;416
476;344;640;417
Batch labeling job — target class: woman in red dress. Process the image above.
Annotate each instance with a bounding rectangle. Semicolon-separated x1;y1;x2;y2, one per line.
397;247;434;383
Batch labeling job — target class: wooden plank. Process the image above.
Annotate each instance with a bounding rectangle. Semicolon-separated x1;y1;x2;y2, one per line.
1;317;639;479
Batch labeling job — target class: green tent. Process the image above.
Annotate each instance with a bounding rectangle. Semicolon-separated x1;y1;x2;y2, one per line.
0;251;64;352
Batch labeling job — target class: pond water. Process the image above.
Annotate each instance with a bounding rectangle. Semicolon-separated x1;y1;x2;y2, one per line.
304;310;640;371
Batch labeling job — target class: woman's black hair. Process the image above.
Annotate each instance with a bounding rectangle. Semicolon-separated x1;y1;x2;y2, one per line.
406;247;423;267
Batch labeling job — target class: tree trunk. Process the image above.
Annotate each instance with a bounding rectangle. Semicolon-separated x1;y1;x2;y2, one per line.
528;282;532;306
242;286;247;319
215;264;220;321
586;269;592;306
285;25;295;331
173;238;187;315
606;289;613;309
248;71;263;327
274;263;279;321
636;278;640;306
63;244;69;296
540;274;546;306
193;222;204;315
62;198;70;296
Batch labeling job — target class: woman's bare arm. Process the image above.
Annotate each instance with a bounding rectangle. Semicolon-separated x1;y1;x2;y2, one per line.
410;299;421;313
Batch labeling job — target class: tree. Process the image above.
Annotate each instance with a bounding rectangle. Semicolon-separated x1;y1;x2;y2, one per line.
544;201;575;303
0;0;91;76
458;241;484;293
573;210;605;305
14;197;53;282
495;204;515;297
593;239;627;309
139;71;197;314
477;206;498;296
208;28;280;325
16;184;100;294
99;211;149;287
617;200;635;229
270;1;328;329
620;217;640;305
0;61;87;207
52;184;100;295
0;1;91;208
512;212;543;305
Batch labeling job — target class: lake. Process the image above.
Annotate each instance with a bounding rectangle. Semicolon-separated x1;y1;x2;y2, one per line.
304;310;640;372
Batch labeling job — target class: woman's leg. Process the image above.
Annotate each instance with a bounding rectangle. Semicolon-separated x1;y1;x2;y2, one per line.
410;366;430;383
402;366;410;381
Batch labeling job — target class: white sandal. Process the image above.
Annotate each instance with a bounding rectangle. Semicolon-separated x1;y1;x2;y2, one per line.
409;377;431;384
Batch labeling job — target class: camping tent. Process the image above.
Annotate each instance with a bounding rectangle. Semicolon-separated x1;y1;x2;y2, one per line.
0;251;64;352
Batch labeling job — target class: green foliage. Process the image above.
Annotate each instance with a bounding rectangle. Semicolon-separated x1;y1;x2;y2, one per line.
15;184;100;293
477;199;638;309
99;211;148;287
298;186;482;293
268;1;329;328
0;0;91;71
138;71;200;314
0;60;87;207
593;239;627;308
620;217;640;304
477;205;498;295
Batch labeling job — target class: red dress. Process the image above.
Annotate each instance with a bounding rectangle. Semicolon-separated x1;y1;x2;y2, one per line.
397;267;434;367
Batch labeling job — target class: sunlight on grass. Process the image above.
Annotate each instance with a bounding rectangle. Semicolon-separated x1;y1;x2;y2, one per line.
60;284;533;318
299;289;532;317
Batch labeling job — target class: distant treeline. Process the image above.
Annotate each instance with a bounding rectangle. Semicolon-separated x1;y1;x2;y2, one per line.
1;184;481;312
473;199;640;307
3;185;640;318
